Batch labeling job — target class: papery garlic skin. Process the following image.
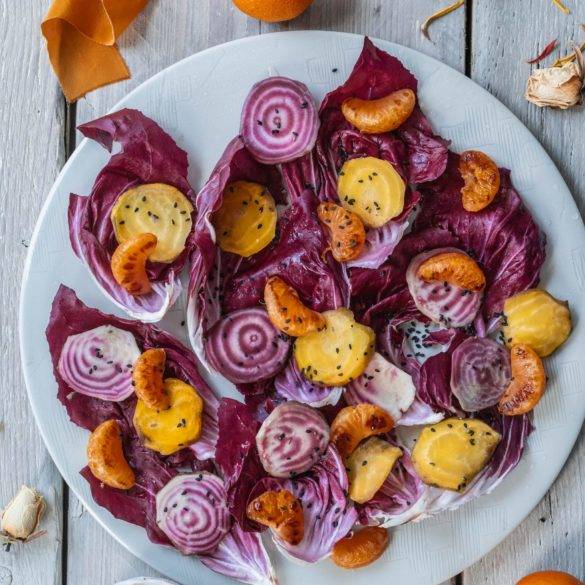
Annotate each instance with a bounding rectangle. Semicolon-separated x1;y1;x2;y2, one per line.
116;580;178;585
1;485;45;541
525;62;583;109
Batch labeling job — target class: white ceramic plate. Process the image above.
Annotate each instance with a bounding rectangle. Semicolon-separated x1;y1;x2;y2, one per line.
20;31;585;585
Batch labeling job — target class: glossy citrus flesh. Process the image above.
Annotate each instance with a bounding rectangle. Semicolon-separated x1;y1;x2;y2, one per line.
499;344;547;416
264;276;325;337
134;378;203;455
459;150;501;212
87;419;135;490
111;183;193;263
337;157;405;228
294;308;375;386
417;251;486;292
317;201;366;262
246;489;304;545
331;527;389;569
412;418;501;492
330;404;394;459
111;233;157;296
213;180;277;257
132;348;169;410
341;89;416;134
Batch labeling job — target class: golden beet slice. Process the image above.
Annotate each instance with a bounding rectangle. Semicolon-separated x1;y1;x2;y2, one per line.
330;404;394;459
87;419;135;490
337;157;406;228
264;276;325;337
341;89;416;134
331;527;389;569
111;183;193;264
132;348;169;410
294;308;375;386
346;437;402;504
134;378;203;455
503;289;572;357
498;344;546;416
411;418;501;492
214;181;277;257
417;251;486;292
246;489;304;546
111;233;157;296
317;202;366;262
459;150;501;212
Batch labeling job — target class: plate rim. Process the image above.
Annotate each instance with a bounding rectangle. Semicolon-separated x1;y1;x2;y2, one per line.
19;30;585;585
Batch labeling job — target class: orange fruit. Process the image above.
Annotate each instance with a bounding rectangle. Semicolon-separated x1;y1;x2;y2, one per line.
232;0;314;22
517;571;583;585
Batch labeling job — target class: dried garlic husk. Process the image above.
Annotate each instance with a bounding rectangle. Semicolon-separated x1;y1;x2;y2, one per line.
116;580;178;585
1;486;46;542
525;49;584;109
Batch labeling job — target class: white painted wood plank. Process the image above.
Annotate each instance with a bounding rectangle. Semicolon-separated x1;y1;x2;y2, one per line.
465;0;585;582
0;0;65;583
71;2;464;583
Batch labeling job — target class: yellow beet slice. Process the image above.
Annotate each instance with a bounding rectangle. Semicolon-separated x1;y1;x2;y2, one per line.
503;289;571;357
213;181;277;257
294;308;375;386
337;157;405;228
134;378;203;455
347;437;402;504
111;183;194;264
411;418;501;492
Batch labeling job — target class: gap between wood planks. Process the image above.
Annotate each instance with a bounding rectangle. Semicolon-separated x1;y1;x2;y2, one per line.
57;3;479;582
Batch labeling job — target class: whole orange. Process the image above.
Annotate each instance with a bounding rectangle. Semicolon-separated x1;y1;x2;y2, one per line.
232;0;314;22
517;571;583;585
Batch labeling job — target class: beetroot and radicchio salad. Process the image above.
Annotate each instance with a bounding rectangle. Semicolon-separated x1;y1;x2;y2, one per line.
69;109;197;323
49;37;573;581
184;37;571;571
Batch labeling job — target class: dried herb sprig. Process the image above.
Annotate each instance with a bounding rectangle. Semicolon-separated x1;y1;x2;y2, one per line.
421;0;465;41
552;41;585;67
550;0;570;14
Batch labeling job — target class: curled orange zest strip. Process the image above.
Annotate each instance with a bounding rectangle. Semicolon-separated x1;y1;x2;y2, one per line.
41;0;149;102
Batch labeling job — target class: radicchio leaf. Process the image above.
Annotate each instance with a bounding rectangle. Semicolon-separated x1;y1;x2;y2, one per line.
250;446;357;563
201;523;278;585
69;109;196;322
215;399;266;531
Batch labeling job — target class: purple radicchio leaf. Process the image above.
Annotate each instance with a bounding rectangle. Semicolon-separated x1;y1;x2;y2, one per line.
249;446;357;563
69;109;196;322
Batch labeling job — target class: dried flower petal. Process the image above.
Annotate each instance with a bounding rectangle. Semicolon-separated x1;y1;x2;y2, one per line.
1;486;46;542
552;42;585;68
526;39;558;64
525;59;583;109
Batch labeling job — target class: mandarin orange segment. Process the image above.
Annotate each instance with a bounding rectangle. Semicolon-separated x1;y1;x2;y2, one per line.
317;202;366;262
498;344;546;416
87;419;135;490
459;150;501;212
111;233;157;296
341;89;416;134
246;489;304;545
330;404;394;459
264;276;325;337
331;527;389;569
417;251;486;292
132;348;169;410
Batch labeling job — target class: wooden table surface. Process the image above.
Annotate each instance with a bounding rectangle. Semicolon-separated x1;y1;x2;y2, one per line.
1;1;583;584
